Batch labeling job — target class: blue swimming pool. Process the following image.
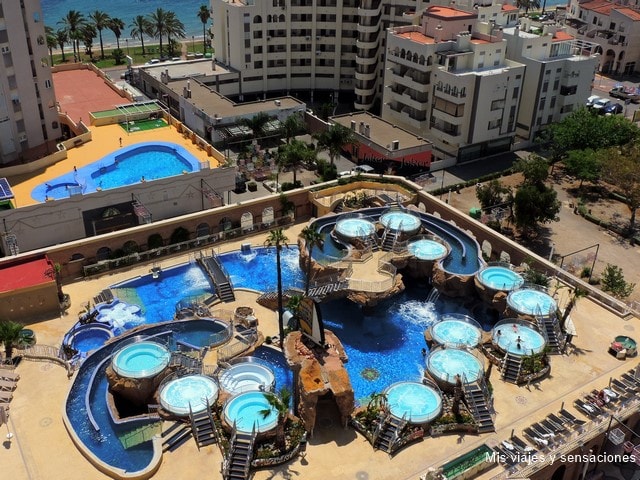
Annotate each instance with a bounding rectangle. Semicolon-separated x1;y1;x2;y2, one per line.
223;391;279;433
380;211;421;232
493;322;546;355
385;381;442;423
250;346;294;395
507;288;557;316
32;142;200;201
335;218;376;239
112;341;171;378
159;375;219;416
477;266;524;291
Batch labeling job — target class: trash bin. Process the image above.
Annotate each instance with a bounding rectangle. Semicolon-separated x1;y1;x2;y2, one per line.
469;207;482;219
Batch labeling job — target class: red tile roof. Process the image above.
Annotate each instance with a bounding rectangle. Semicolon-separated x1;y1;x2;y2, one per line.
426;6;477;20
502;4;519;11
553;31;575;41
579;0;614;15
0;256;55;293
396;31;436;45
616;7;640;21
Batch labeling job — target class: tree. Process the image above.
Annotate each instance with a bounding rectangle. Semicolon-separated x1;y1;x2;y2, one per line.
313;123;355;167
59;10;86;62
563;148;601;188
108;18;125;50
112;48;126;65
560;287;587;332
55;28;69;63
277;139;316;185
601;264;636;299
513;184;560;237
130;15;152;56
148;8;170;57
165;12;185;57
600;142;640;235
240;112;271;139
259;387;291;451
89;11;110;59
0;321;25;363
197;4;210;54
452;374;463;419
282;114;304;144
45;26;57;66
515;0;541;13
286;294;303;329
301;226;324;295
475;179;512;210
80;24;97;60
264;228;289;348
514;154;550;186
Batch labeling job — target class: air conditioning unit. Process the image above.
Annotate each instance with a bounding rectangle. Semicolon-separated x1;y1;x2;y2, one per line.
1;45;10;54
306;36;310;40
18;133;27;142
316;36;320;40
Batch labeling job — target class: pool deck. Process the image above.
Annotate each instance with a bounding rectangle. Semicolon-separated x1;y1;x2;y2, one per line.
7;124;221;208
3;223;640;480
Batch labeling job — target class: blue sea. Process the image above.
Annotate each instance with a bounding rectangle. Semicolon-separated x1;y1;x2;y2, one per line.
41;0;207;44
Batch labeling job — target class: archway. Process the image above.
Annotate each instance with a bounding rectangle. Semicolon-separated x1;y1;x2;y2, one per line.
96;247;112;261
196;222;210;237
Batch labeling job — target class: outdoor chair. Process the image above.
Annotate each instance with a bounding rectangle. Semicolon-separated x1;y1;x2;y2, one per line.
0;370;19;382
559;408;586;426
0;391;12;401
0;380;16;391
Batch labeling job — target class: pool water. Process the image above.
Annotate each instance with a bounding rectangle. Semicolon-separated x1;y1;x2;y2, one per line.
111;341;171;378
159;375;219;416
431;318;481;348
31;142;200;201
335;218;376;238
311;232;349;264
223;246;304;292
95;300;143;331
71;328;112;354
250;346;294;396
427;348;483;384
223;391;279;433
477;266;524;291
507;289;557;316
218;362;276;394
380;212;421;232
408;239;448;260
385;382;442;423
494;324;546;355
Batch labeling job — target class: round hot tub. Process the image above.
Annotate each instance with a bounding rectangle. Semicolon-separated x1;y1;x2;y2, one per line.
385;381;442;423
431;314;482;348
223;391;279;433
493;323;546;355
427;348;483;384
111;341;171;378
218;361;275;395
476;266;524;291
70;324;113;355
507;288;557;316
334;218;376;239
408;239;448;261
380;211;421;233
159;375;219;416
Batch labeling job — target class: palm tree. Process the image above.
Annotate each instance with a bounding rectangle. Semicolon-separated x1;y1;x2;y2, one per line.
0;321;25;363
301;226;323;295
286;294;303;330
130;15;152;56
45;26;57;65
59;10;86;62
197;4;210;54
515;0;541;14
80;24;97;60
560;287;587;332
108;18;125;50
148;8;170;57
165;12;185;57
264;228;289;348
89;10;111;59
452;374;463;419
240;112;271;139
259;387;291;451
282;113;304;144
277;139;315;185
55;28;69;62
313;123;355;167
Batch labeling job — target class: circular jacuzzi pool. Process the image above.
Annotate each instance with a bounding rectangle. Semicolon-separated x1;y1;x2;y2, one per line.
70;324;113;355
493;323;546;355
111;341;171;378
159;375;219;416
431;314;481;348
380;211;421;233
427;348;483;384
507;289;557;316
334;218;375;239
218;361;275;395
223;391;279;433
385;382;442;423
408;239;448;261
477;266;524;291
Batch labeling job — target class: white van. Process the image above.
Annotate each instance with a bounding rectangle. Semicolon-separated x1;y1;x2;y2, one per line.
354;164;375;173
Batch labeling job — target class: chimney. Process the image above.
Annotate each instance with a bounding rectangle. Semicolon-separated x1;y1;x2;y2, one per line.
364;124;370;137
392;140;399;150
359;121;365;134
351;120;356;130
434;23;443;43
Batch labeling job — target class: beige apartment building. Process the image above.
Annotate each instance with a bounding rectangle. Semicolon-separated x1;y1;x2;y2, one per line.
0;0;60;165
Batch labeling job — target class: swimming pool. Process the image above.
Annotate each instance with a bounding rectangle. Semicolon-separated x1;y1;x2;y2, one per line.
111;341;171;378
476;266;524;291
493;321;546;355
427;348;483;384
223;391;279;433
334;217;376;239
31;142;200;201
385;381;442;423
507;288;557;316
159;375;219;416
380;211;422;233
250;346;294;396
218;360;276;394
95;299;143;331
431;314;482;348
408;238;449;261
68;324;114;355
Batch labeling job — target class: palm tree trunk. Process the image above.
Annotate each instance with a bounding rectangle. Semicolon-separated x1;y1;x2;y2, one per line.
203;24;207;53
99;31;104;58
305;244;314;295
141;37;146;56
276;245;284;348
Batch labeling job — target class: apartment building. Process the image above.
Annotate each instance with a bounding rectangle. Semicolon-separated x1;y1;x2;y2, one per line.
0;0;59;165
565;0;640;75
382;5;526;163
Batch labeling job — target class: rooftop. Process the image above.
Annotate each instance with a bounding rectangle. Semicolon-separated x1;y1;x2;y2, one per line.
426;5;478;20
395;30;436;45
579;0;614;15
0;255;54;293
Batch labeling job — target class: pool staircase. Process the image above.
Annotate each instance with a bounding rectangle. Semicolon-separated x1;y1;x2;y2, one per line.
334;200;344;213
500;352;523;384
93;289;114;306
381;228;400;252
162;421;192;452
535;310;565;354
372;413;409;455
462;376;495;433
131;194;152;224
5;233;19;255
170;350;203;373
222;424;256;480
197;251;236;303
189;403;217;449
363;233;380;251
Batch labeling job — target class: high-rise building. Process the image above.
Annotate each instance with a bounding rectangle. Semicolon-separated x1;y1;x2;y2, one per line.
0;0;59;165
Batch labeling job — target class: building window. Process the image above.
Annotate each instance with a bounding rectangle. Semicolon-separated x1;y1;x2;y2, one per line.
488;119;502;129
512;86;519;99
44;79;52;88
254;61;263;68
542;81;548;93
491;99;505;110
550;96;556;108
559;85;577;95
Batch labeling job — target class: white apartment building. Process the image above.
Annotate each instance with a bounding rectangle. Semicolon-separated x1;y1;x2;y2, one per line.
0;0;59;165
503;18;598;144
382;5;526;163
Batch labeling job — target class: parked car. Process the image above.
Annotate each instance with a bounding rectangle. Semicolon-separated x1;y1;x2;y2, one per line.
604;103;624;116
609;87;640;104
592;98;611;113
586;95;601;108
339;164;375;177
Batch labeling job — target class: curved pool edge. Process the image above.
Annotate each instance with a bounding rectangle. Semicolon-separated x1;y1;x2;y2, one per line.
61;403;163;480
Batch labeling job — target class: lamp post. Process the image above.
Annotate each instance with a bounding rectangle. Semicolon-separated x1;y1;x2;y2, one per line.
125;38;129;56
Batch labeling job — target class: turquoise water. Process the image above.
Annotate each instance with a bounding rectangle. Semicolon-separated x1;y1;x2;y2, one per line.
478;266;524;291
32;143;199;201
380;212;421;231
335;218;376;238
111;341;171;378
159;375;219;416
223;391;279;433
494;324;546;355
431;319;481;348
507;289;557;316
427;349;483;384
385;382;442;423
408;239;448;260
71;327;112;354
218;362;276;394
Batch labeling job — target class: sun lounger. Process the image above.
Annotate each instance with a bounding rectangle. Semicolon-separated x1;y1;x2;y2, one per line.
547;413;567;427
559;408;586;426
574;399;601;417
523;427;550;448
511;435;536;454
611;378;637;394
0;379;16;391
0;370;20;382
542;417;565;434
531;422;554;436
493;446;518;465
621;373;639;386
0;391;12;401
0;402;9;412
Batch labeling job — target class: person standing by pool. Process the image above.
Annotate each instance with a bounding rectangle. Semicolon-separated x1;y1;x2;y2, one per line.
119;137;123;147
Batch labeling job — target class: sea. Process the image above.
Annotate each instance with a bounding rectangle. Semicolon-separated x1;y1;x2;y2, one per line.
41;0;570;46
